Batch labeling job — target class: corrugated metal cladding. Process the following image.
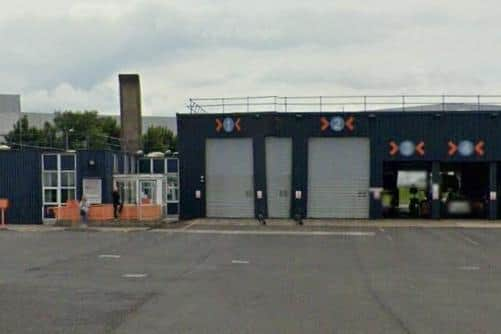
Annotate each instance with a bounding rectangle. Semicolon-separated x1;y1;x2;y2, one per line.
206;138;254;218
307;138;370;218
266;137;292;218
178;111;501;220
77;150;115;204
0;150;42;224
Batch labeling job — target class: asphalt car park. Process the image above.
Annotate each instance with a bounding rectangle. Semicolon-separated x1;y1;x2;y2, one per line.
1;225;500;333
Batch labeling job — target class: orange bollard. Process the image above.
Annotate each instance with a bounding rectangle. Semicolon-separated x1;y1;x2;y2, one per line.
0;199;9;229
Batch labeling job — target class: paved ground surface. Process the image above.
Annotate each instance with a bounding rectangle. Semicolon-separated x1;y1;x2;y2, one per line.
1;225;501;333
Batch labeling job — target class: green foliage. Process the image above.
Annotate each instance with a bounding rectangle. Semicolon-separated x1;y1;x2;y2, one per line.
142;126;177;154
5;111;121;150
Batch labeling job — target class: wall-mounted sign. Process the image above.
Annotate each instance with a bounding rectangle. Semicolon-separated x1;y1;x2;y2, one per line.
223;117;235;132
320;116;355;132
83;178;102;204
195;190;201;199
448;140;484;157
330;116;345;132
216;117;242;133
295;191;302;200
399;140;415;157
256;190;263;199
458;140;474;156
389;140;425;157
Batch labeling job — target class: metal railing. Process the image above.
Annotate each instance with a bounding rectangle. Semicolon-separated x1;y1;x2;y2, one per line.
187;95;501;114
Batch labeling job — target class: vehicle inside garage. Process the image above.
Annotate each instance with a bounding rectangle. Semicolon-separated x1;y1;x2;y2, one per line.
382;162;432;219
440;163;489;219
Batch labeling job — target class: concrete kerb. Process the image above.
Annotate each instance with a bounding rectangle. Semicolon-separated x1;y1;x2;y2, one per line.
6;219;501;232
176;218;501;229
1;225;149;233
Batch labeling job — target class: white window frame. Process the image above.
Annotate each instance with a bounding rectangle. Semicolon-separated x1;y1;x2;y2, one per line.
42;153;77;220
165;158;179;216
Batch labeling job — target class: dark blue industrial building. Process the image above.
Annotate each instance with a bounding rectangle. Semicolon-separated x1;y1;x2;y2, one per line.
178;102;501;221
0;149;179;224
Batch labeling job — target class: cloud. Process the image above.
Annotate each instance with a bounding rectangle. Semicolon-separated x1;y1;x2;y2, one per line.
1;0;501;115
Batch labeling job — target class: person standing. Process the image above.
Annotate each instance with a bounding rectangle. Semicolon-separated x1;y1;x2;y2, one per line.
112;188;121;219
80;196;90;227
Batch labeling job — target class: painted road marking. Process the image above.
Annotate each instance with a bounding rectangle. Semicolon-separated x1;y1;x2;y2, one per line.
459;234;480;246
99;254;121;259
458;266;480;271
122;273;148;278
153;230;375;237
232;260;249;264
182;221;197;230
385;235;393;241
378;227;385;232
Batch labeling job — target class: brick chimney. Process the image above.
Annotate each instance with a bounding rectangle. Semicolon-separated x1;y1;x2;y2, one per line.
119;74;142;153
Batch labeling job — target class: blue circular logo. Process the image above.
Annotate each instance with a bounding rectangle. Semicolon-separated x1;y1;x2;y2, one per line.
399;140;415;157
330;116;345;132
223;117;235;133
458;140;474;156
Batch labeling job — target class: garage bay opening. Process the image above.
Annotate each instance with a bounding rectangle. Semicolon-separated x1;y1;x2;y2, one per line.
383;162;432;219
440;163;489;219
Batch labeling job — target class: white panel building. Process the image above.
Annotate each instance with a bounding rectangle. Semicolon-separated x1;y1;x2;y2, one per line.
0;95;21;139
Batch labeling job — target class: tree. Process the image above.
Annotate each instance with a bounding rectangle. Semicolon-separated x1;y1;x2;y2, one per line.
4;116;47;148
5;111;121;150
142;126;177;154
52;110;121;150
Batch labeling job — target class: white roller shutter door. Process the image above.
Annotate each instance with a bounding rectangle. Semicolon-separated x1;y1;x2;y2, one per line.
266;137;292;218
307;138;370;218
206;138;254;218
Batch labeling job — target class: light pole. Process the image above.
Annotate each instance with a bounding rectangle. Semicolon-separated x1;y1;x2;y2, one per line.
65;128;74;151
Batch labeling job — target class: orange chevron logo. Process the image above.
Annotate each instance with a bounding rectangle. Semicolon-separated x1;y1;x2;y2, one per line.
416;141;425;156
389;141;399;156
345;116;355;131
448;141;458;156
475;141;485;156
320;117;329;131
215;118;223;132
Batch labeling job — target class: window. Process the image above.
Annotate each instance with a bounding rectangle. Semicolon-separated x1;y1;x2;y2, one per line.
44;189;57;203
153;159;164;174
61;189;76;203
61;171;75;187
61;155;76;170
42;154;77;220
116;180;137;205
130;156;136;174
165;159;179;216
167;159;178;173
166;175;179;201
43;171;58;187
113;154;118;174
124;155;129;175
140;180;156;204
139;159;151;174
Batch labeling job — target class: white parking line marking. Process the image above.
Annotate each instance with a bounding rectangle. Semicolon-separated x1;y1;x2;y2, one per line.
458;266;480;271
232;260;249;264
378;227;385;232
99;254;121;259
460;234;480;246
157;230;376;237
385;235;393;241
182;221;197;230
122;273;148;278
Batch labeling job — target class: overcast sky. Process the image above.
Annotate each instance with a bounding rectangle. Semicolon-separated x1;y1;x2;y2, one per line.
1;0;500;115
